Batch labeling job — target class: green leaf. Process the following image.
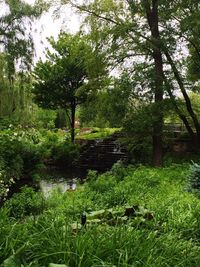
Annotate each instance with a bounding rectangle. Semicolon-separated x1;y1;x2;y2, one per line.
87;209;106;219
49;264;68;267
87;218;101;223
70;222;82;230
3;255;19;267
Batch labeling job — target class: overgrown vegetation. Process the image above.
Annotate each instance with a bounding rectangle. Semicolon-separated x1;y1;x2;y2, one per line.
1;1;200;266
0;127;81;202
76;127;120;140
0;164;200;266
187;163;200;197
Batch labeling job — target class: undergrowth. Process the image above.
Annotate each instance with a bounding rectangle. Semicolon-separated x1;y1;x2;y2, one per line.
0;164;200;266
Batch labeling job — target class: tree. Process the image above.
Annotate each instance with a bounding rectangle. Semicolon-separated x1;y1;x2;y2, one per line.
158;0;200;146
59;0;200;164
80;72;133;128
59;0;165;165
33;33;107;142
143;0;165;166
0;0;46;79
0;0;47;125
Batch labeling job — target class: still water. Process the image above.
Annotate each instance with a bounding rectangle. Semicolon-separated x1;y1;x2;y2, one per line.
39;168;87;197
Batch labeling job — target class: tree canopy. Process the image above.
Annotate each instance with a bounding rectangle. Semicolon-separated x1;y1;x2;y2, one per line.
0;0;47;123
0;0;46;78
57;0;200;165
2;0;200;165
33;33;107;142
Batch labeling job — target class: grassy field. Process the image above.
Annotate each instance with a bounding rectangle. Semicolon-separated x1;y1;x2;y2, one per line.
0;163;200;266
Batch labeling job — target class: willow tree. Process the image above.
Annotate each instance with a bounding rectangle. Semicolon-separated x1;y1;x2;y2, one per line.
0;53;10;117
0;0;46;79
33;33;107;142
0;54;35;125
0;0;47;121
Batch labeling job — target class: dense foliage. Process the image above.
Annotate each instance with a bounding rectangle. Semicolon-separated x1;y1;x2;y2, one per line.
80;73;132;127
0;0;45;75
0;164;200;266
0;127;80;202
1;1;200;266
0;127;43;202
59;0;200;165
33;33;107;142
187;163;200;197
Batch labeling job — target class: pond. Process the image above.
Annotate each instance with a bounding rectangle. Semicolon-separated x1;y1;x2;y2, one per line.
39;168;87;197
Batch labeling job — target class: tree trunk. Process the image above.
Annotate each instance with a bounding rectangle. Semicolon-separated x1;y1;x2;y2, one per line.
145;0;164;166
163;76;195;139
70;99;76;143
164;49;200;145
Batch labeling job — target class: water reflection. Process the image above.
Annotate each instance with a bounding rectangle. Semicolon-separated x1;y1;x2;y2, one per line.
39;179;77;197
39;168;86;197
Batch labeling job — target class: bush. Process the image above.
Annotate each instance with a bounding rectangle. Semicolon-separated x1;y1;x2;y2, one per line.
4;186;45;219
0;134;24;179
121;136;152;164
0;130;44;202
21;142;44;175
51;140;80;167
111;161;129;181
187;163;200;197
0;170;15;203
86;170;98;181
87;172;116;194
1;135;43;178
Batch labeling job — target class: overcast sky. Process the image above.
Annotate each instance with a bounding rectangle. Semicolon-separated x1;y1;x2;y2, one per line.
25;0;81;62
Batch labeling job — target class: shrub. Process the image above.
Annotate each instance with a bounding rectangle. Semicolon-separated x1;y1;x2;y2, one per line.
20;142;44;176
0;134;24;178
51;140;80;167
0;129;44;187
86;170;98;181
4;186;45;219
111;161;129;181
87;172;116;194
0;170;15;203
187;163;200;197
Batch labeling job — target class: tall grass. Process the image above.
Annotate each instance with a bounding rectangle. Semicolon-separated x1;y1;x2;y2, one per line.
0;164;200;266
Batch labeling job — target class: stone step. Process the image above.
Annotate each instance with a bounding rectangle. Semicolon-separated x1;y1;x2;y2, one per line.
77;132;129;170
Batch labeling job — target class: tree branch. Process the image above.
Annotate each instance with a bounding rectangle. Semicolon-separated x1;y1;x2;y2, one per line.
163;74;194;137
164;48;200;135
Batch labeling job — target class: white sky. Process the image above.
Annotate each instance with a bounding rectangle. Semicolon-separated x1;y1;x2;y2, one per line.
25;0;81;62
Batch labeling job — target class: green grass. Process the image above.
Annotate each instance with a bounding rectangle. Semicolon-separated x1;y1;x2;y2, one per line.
0;164;200;266
76;127;121;140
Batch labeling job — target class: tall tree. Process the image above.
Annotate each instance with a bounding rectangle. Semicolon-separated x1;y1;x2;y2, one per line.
33;33;107;142
160;0;200;145
59;0;200;162
0;54;35;126
0;0;47;122
143;0;164;166
60;0;165;165
80;72;134;128
0;0;46;78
